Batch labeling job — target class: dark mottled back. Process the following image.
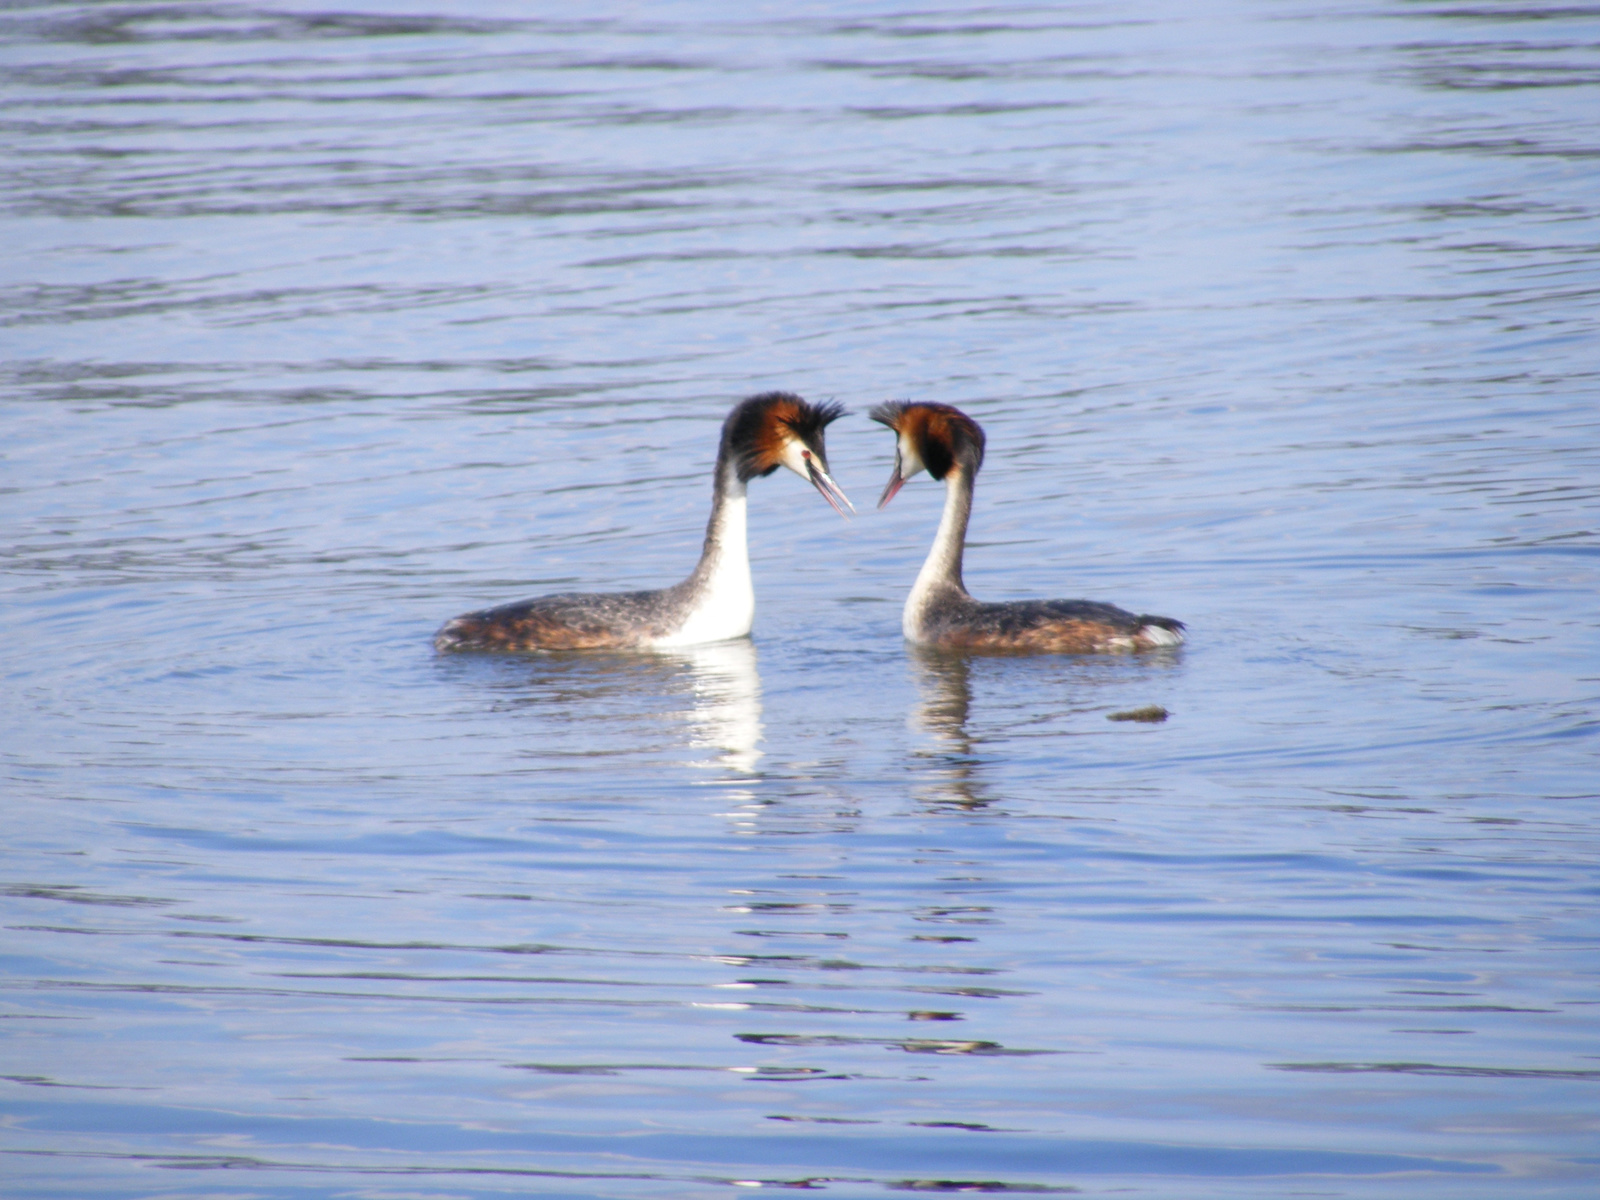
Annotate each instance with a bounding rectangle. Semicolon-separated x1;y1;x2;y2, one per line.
434;588;684;652
920;590;1185;655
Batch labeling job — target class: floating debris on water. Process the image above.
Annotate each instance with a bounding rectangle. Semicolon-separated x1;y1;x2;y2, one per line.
1108;705;1169;723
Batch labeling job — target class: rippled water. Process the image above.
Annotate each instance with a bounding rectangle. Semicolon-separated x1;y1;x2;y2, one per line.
4;1;1599;1196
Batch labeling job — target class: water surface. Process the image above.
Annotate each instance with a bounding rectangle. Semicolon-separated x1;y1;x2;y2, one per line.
3;1;1599;1197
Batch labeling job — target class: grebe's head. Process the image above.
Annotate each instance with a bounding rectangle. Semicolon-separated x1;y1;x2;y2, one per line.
868;401;986;508
722;391;853;515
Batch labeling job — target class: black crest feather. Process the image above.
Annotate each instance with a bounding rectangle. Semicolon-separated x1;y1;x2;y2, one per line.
868;400;908;429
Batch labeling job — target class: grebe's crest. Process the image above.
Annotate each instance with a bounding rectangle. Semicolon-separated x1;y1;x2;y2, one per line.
726;391;846;482
869;401;985;481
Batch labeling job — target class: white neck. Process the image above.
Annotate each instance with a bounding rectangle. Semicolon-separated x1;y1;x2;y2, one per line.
904;468;970;640
654;478;754;647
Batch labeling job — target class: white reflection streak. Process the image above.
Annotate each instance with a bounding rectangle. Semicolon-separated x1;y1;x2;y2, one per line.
677;639;763;777
908;650;988;810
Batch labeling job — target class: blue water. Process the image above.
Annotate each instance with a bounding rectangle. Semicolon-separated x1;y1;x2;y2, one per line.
3;1;1598;1197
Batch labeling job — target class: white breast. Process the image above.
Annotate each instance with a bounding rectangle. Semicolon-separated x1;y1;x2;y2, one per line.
652;492;755;647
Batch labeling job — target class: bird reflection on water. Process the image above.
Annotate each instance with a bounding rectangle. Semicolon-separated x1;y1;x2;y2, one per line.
676;639;763;778
437;639;763;784
906;648;995;812
906;648;1186;813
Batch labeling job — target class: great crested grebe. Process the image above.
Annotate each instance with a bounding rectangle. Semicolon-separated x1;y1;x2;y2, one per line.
435;392;851;653
871;401;1184;654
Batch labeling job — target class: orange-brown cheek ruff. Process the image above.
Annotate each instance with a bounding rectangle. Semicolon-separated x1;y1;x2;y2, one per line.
747;396;810;476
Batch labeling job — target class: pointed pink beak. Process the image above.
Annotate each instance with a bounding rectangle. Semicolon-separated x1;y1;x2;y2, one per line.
878;462;907;509
803;452;854;517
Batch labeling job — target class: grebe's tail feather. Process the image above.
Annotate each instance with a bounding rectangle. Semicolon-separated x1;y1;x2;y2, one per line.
1135;615;1185;648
